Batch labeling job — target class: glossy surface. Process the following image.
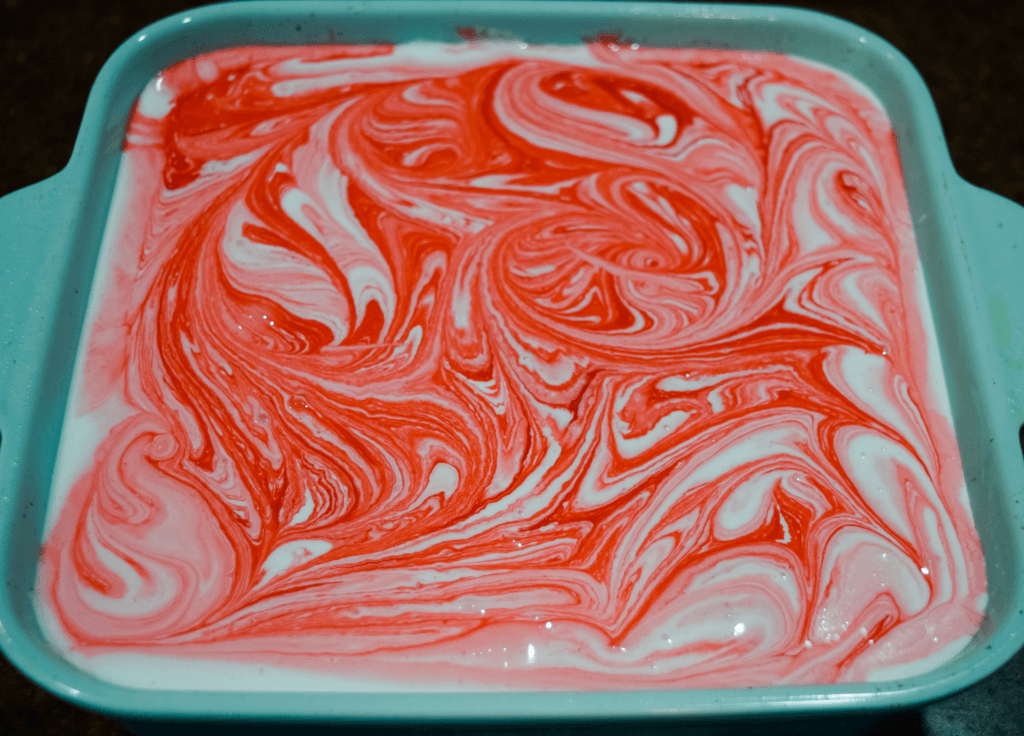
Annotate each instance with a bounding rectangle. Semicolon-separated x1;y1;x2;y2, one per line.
35;40;986;691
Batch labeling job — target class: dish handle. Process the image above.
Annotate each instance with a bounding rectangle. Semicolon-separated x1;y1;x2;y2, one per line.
955;180;1024;428
0;172;78;415
0;173;74;270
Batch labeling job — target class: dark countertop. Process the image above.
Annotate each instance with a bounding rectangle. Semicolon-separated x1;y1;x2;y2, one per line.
1;1;1022;734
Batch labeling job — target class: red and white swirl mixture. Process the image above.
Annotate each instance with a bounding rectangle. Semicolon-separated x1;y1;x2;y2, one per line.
38;42;985;690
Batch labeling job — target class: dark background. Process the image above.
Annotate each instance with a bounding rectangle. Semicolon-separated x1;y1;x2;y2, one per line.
1;0;1022;734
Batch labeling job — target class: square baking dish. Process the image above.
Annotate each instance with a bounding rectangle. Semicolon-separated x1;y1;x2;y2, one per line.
1;0;1023;727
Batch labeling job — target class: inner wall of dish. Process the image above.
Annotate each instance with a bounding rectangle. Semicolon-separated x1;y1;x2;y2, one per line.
14;5;1007;689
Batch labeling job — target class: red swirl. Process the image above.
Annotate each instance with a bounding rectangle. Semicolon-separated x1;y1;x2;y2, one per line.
39;42;984;689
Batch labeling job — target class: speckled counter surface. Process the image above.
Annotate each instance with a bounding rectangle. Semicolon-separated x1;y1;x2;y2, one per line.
1;1;1022;734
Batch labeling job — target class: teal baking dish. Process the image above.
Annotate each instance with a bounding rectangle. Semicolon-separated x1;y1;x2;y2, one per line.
1;0;1023;725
